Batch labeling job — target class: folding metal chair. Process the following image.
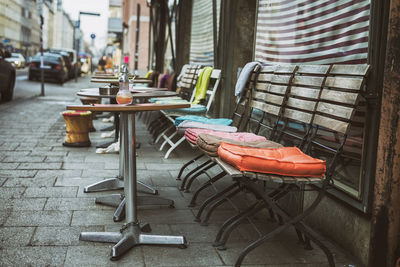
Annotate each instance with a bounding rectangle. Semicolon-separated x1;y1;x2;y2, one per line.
158;69;222;158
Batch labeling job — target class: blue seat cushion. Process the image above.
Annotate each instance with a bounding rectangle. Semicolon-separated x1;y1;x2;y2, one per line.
164;105;207;115
174;115;233;127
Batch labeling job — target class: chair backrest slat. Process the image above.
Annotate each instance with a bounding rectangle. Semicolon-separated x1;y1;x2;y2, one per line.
283;108;313;124
324;77;364;91
320;90;358;105
316;102;354;120
313;115;349;134
329;64;370;76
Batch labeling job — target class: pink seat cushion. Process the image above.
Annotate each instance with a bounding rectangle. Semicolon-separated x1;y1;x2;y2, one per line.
185;128;267;145
218;143;326;178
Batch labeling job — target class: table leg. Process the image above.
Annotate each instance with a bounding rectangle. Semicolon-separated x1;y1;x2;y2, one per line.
80;112;186;261
84;124;158;195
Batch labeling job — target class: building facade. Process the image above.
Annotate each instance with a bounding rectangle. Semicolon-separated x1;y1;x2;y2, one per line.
0;0;74;57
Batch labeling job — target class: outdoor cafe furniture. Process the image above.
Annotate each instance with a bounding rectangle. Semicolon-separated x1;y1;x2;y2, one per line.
76;89;180;221
177;64;370;267
61;110;92;147
67;102;190;260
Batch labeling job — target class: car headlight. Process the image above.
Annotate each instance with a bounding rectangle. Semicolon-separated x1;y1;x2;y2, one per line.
14;61;18;64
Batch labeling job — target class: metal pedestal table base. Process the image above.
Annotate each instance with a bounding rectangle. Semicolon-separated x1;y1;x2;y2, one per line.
95;194;174;221
80;223;187;261
84;177;158;195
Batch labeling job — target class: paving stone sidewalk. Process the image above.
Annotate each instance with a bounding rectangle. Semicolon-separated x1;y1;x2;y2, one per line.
0;77;359;266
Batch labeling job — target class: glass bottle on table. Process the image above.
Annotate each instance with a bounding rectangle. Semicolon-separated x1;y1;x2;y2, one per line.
116;64;133;104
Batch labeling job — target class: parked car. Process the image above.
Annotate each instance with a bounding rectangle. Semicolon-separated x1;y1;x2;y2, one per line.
49;50;73;79
28;52;69;84
5;53;26;68
0;50;16;102
49;48;81;77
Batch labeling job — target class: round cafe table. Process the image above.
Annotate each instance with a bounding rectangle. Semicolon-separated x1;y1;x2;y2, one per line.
91;78;153;85
67;102;189;260
77;88;172;99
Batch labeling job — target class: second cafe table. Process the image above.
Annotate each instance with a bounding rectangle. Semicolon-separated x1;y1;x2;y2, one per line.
67;102;190;260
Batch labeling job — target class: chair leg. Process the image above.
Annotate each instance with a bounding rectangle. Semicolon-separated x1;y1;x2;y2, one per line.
189;171;226;207
213;201;260;247
154;125;174;144
235;177;331;266
180;160;212;191
295;222;335;267
164;136;186;159
234;222;293;267
160;131;177;151
201;187;242;226
177;154;204;181
184;162;217;192
194;182;239;222
216;202;266;250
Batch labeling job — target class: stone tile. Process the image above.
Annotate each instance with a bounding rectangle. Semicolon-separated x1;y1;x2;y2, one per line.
71;210;117;226
137;169;176;186
104;160;119;169
45;156;85;163
0;151;30;157
45;197;114;211
142;242;223;266
29;150;67;156
35;169;82;178
3;156;45;163
5;210;72;226
55;177;104;187
170;223;245;243
284;241;354;265
0;246;67;267
81;169;118;178
18;162;62;170
62;162;105;170
0;187;25;199
0;170;37;178
0;143;19;150
0;227;35;248
145;163;184;171
1;198;46;211
64;246;145;267
0;211;9;225
0;163;19;169
139;209;196;224
84;154;119;163
24;186;78;198
217;241;299;265
3;177;56;187
32;226;103;246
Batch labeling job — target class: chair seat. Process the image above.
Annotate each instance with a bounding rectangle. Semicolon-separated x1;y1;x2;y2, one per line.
148;96;183;103
196;132;282;157
174;115;232;127
164;104;207;116
177;121;237;135
185;129;266;144
218;143;326;178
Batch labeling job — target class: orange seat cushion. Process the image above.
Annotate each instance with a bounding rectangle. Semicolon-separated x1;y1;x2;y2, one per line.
218;143;326;178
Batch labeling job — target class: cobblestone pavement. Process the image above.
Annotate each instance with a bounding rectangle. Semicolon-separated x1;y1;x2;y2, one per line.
0;76;358;266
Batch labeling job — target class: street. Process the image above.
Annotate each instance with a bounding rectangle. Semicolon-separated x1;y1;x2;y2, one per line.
10;67;88;103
